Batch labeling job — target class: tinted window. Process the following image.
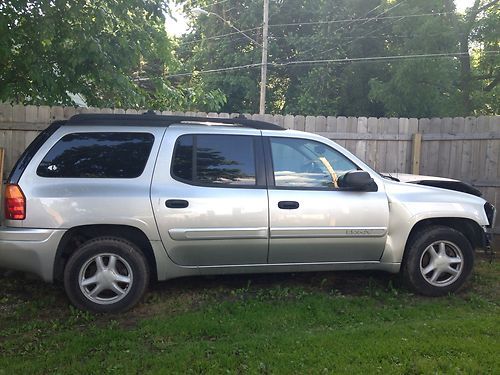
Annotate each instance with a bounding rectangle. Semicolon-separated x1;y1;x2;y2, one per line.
270;137;358;188
172;135;193;181
37;132;154;178
172;134;256;186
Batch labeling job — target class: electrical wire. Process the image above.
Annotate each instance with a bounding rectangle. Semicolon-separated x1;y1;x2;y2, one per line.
178;26;262;45
266;13;451;44
204;0;233;7
179;11;452;47
295;0;408;58
268;11;449;28
157;51;499;79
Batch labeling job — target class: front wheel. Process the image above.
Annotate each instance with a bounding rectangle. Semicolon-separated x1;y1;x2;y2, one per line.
402;226;474;296
64;237;149;313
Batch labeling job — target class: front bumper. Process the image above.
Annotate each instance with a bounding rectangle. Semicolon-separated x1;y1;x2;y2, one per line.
0;227;65;282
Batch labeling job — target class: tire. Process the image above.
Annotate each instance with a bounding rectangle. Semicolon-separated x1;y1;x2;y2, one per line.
63;237;149;313
402;226;474;296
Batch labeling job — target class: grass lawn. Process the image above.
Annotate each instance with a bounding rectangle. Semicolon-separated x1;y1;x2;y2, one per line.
1;255;499;374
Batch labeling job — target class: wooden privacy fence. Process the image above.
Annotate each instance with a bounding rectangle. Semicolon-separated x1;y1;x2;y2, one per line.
0;104;499;234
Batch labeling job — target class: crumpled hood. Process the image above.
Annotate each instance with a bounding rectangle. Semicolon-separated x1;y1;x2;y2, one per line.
382;173;482;197
382;178;489;226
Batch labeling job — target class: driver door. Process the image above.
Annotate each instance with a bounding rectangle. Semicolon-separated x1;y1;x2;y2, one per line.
264;135;390;263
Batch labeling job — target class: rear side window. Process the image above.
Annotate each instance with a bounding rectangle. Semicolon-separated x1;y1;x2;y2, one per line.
172;134;256;186
37;132;154;178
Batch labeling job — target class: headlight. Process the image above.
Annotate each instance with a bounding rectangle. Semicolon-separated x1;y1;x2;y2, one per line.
484;202;496;228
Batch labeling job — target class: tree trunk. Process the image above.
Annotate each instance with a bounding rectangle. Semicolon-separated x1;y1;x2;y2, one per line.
458;35;473;115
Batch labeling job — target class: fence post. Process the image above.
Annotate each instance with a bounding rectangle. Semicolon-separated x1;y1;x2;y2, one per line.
0;148;4;186
411;133;422;175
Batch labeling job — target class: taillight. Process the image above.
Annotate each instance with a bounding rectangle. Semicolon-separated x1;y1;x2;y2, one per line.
5;184;26;220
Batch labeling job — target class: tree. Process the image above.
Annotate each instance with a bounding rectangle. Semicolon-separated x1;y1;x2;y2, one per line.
368;0;463;117
456;0;499;114
177;0;498;117
0;0;225;110
177;0;387;115
370;0;498;117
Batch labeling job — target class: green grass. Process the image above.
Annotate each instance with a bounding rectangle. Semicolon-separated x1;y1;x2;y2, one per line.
1;257;499;374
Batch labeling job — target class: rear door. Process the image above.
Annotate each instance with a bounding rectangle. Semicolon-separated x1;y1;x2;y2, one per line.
151;127;269;266
264;134;390;263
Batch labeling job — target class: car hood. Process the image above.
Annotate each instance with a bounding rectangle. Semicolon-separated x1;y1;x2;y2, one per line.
381;173;482;197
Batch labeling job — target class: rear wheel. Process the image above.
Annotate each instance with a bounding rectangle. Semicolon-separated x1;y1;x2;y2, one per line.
402;226;474;296
64;237;149;313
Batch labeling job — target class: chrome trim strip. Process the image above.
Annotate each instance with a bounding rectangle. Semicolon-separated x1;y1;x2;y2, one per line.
168;227;268;241
0;228;62;242
198;260;380;269
270;227;387;238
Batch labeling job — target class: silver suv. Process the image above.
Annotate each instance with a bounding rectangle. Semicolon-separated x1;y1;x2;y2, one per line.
0;114;495;312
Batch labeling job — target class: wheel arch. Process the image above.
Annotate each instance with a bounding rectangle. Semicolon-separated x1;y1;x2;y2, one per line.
54;224;158;283
402;217;485;264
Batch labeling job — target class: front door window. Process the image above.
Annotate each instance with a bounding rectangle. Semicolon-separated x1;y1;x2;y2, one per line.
270;137;358;189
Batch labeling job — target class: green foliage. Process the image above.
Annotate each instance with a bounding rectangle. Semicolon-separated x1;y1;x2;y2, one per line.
177;0;498;117
368;0;463;117
468;3;500;115
0;0;225;111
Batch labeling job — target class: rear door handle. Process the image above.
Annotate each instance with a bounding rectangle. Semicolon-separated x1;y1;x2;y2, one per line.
165;199;189;209
278;201;300;209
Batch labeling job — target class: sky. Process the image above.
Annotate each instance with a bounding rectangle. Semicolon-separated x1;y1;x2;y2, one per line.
165;0;477;36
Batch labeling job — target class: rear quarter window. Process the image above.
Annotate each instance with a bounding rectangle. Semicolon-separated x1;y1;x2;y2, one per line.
37;132;154;178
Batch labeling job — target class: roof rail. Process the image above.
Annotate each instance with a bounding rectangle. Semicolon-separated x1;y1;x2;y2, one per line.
66;113;285;131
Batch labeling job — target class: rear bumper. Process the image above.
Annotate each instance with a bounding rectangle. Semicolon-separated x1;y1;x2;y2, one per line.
0;227;65;282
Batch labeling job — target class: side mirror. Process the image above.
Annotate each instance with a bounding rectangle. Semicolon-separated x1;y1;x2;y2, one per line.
337;170;376;191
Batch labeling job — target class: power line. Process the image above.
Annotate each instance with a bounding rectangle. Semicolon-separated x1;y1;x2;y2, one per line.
160;51;499;79
344;16;403;48
204;31;442;46
267;13;451;44
268;11;449;28
152;62;262;79
313;16;404;58
204;0;233;7
272;52;482;67
179;11;453;47
296;0;408;58
179;26;262;45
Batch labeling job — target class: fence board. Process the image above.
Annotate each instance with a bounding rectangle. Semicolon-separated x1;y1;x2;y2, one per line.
418;118;430;174
13;105;26;123
437;117;451;177
375;118;389;171
316;116;326;132
326;116;336;132
305;116;315;132
294;115;305;131
385;117;399;173
336;117;346;148
0;103;13;122
397;118;409;173
365;117;378;170
354;117;368;161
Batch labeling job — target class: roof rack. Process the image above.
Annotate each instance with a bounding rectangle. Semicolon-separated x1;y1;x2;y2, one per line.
66;113;285;131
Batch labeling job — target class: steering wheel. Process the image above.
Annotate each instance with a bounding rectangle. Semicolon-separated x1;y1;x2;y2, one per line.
300;159;322;173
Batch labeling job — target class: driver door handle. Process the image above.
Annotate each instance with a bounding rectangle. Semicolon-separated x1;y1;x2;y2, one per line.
165;199;189;209
278;201;300;209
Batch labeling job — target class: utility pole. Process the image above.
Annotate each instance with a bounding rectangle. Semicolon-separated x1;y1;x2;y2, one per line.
259;0;269;115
